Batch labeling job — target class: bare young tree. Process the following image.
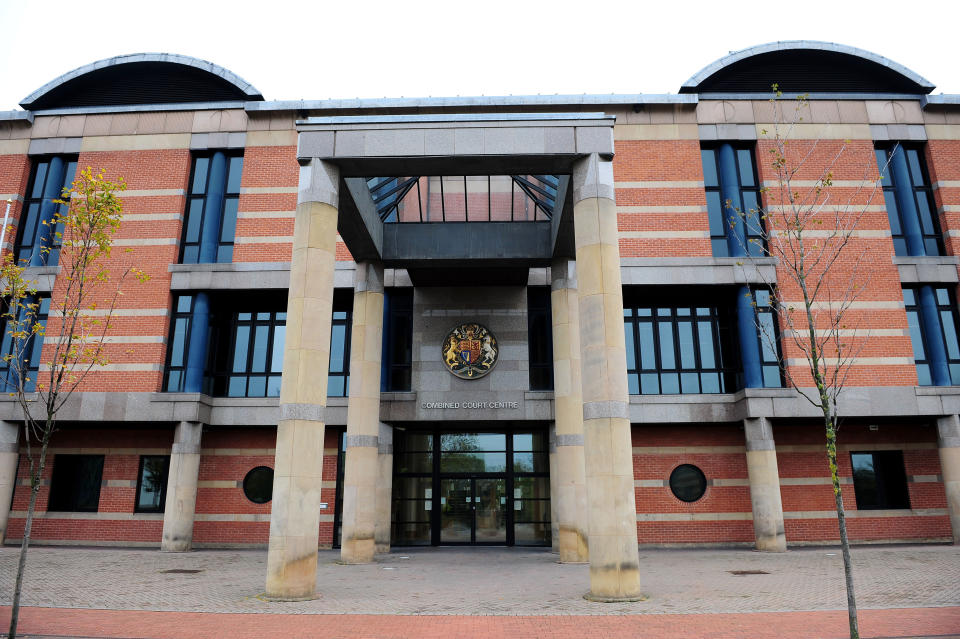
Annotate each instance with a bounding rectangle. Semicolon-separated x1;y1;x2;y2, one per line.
732;87;893;639
2;167;148;639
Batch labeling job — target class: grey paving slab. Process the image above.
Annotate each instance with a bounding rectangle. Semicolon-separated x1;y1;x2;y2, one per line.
0;544;958;616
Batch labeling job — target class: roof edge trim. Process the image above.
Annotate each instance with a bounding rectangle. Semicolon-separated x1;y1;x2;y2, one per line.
681;41;935;94
247;93;698;113
20;53;263;109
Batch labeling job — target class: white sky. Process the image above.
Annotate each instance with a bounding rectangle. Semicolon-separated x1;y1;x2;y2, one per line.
0;0;957;111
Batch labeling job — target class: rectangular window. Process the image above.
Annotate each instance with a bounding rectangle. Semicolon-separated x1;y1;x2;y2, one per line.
903;286;960;385
851;450;910;509
162;295;196;393
383;288;413;392
701;145;764;257
179;152;243;264
135;455;170;513
16;156;78;266
876;144;941;256
327;290;353;398
527;287;554;391
47;454;104;512
623;289;738;394
164;290;353;397
753;289;784;388
0;295;51;393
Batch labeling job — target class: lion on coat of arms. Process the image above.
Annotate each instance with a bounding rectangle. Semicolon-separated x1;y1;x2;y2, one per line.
442;323;498;379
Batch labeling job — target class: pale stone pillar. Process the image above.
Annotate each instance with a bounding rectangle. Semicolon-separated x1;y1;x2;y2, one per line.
573;153;642;601
340;261;385;564
161;421;202;551
548;424;559;552
551;258;589;563
266;159;340;600
937;414;960;544
0;421;20;544
744;417;786;552
375;422;393;553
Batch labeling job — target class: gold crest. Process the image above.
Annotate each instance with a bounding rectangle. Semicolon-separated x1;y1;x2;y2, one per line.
442;323;498;379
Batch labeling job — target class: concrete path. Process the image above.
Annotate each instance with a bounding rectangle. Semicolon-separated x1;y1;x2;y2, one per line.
0;543;958;637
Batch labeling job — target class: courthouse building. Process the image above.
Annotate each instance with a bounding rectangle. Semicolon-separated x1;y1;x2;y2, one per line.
0;41;959;599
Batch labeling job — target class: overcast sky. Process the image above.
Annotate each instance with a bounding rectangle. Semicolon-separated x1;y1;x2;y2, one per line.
0;0;956;111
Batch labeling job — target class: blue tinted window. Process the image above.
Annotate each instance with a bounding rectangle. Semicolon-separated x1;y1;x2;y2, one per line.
16;156;77;266
903;286;960;385
878;144;940;256
703;145;764;257
624;290;740;394
181;152;243;264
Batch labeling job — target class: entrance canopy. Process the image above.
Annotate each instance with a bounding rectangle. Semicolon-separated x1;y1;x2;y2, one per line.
296;113;614;282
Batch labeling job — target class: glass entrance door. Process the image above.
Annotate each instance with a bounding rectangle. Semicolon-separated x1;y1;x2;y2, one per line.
440;477;506;544
392;428;551;547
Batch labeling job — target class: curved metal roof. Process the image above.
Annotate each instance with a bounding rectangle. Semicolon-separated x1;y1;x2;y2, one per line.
20;53;264;110
680;41;934;95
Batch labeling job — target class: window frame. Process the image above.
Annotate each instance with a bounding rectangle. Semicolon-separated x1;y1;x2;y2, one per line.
701;144;765;258
752;288;785;389
902;285;960;386
134;455;170;513
0;295;51;393
850;450;910;510
383;288;413;392
527;286;554;391
624;288;739;395
876;143;942;257
47;454;104;513
179;151;244;264
15;155;78;266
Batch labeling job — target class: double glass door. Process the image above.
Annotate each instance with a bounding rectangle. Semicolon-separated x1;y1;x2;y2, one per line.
440;477;506;544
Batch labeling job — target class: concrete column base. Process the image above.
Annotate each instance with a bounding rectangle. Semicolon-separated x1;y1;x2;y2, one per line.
161;421;202;552
937;415;960;544
744;417;786;552
0;421;20;544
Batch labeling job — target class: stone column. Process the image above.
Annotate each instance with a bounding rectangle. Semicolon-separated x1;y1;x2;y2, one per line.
550;258;589;563
341;262;385;564
375;422;393;553
548;424;559;552
937;414;960;544
744;417;786;552
572;153;642;601
265;159;340;600
161;421;202;551
0;421;20;544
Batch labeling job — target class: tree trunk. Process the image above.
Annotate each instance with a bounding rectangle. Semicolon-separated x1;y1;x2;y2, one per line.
8;427;51;639
825;419;859;639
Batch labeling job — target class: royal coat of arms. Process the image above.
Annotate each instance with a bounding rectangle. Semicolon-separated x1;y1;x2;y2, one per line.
442;323;498;379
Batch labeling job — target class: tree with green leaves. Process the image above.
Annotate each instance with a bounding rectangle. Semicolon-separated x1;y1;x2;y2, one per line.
2;167;148;639
731;87;893;639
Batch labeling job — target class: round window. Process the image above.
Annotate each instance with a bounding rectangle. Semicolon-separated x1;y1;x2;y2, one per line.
242;466;274;504
669;464;707;502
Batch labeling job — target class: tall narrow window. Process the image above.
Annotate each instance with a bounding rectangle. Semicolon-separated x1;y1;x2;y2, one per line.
180;152;243;264
383;288;413;391
752;289;784;388
47;454;104;512
135;456;170;513
903;286;960;385
702;145;764;257
0;295;50;392
527;287;553;390
163;295;196;393
328;290;353;397
16;156;77;266
877;144;940;256
624;289;738;395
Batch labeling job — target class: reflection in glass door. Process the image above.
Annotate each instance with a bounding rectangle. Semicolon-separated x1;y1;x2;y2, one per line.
440;478;472;543
440;477;506;544
474;478;506;543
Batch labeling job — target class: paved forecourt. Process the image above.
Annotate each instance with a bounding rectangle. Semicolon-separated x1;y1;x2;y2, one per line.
0;544;958;637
